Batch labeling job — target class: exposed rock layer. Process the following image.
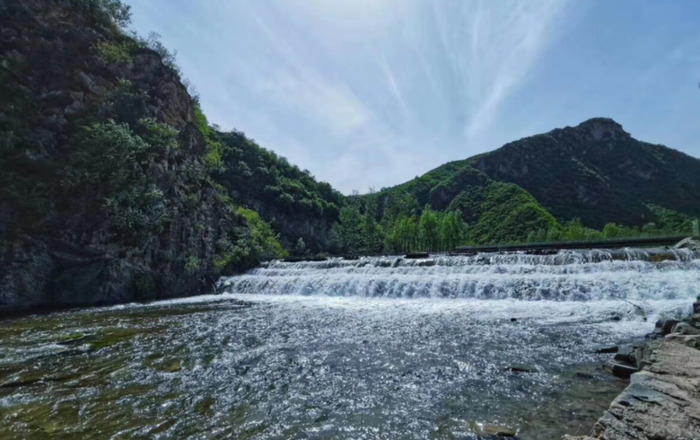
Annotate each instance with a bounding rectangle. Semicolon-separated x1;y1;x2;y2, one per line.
564;295;700;440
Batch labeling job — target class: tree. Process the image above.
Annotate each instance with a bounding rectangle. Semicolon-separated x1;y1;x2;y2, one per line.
418;206;440;251
386;215;419;253
440;210;466;250
334;206;363;254
360;213;383;254
602;223;623;239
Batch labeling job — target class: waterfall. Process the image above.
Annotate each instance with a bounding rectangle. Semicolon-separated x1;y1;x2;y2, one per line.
217;248;700;301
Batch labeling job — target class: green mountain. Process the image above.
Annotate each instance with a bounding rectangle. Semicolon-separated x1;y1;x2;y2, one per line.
468;118;700;228
348;118;699;249
0;0;340;309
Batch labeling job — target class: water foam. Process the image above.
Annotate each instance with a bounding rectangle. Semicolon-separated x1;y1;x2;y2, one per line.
218;249;700;302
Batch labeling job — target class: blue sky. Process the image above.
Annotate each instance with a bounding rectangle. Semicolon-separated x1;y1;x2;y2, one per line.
125;0;700;194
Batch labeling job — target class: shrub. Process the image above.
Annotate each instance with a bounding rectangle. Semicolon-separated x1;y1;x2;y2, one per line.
95;40;131;64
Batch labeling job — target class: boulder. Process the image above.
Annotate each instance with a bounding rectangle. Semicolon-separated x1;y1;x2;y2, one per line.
481;424;517;437
404;252;430;259
611;363;638;379
670;322;699;336
579;340;700;439
654;319;680;336
595;346;619;354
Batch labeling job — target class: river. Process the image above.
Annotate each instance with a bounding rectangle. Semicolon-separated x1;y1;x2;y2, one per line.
1;249;698;439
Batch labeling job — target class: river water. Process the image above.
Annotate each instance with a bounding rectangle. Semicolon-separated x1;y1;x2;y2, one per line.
1;249;698;439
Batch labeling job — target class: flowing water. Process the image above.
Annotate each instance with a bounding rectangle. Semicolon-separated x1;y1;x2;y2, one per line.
1;249;698;439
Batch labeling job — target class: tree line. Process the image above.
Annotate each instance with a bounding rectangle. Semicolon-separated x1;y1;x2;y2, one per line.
297;190;697;256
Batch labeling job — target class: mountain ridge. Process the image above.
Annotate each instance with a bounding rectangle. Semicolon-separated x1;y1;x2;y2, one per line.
340;117;700;250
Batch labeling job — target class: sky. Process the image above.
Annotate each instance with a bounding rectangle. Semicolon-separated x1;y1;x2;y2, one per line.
125;0;700;194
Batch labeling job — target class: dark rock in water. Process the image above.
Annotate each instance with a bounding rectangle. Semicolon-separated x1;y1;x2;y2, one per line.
481;424;517;437
404;252;430;259
614;344;648;370
654;319;680;336
595;346;619;354
510;318;517;322
283;256;327;263
611;362;638;379
476;256;491;265
525;248;557;255
504;366;536;374
613;347;633;364
690;314;700;326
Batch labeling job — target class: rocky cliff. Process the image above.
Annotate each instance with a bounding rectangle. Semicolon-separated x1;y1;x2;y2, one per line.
0;0;284;309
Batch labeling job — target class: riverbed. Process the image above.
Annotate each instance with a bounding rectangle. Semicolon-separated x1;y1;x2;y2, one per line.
1;250;698;439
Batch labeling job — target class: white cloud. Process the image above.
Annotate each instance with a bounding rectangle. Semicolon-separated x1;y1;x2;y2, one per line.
126;0;575;193
429;0;572;141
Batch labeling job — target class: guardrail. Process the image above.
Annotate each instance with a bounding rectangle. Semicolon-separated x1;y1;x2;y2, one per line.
453;236;690;254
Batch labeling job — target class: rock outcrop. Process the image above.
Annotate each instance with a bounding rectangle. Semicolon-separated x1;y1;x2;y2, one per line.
564;297;700;440
0;0;265;309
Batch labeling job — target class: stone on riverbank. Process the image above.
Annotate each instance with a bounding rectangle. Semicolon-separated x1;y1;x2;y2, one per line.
566;339;700;439
481;424;517;437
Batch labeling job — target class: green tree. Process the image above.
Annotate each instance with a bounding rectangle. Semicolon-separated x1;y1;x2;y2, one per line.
418;206;440;251
602;223;623;239
440;210;466;250
335;206;363;254
360;213;383;254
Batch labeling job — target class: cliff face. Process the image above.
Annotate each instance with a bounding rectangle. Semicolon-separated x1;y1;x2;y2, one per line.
469;118;700;228
0;0;265;309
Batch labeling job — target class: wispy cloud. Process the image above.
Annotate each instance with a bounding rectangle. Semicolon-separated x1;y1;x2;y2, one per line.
127;0;576;193
246;8;371;138
428;0;572;141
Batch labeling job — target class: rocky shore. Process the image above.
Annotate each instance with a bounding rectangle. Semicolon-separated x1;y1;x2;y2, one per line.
563;295;700;440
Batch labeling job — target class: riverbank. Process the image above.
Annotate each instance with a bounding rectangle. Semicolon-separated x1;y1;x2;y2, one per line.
564;299;700;440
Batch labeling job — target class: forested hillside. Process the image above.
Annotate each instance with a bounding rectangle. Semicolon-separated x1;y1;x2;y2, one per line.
204;128;343;253
330;119;699;253
469;118;700;228
0;0;339;309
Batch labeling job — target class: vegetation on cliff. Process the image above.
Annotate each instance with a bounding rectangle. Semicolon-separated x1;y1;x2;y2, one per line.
0;0;302;308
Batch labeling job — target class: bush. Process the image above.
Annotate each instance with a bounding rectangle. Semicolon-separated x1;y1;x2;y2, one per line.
95;40;131;64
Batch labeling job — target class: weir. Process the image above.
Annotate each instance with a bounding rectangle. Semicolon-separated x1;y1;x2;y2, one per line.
218;247;700;301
